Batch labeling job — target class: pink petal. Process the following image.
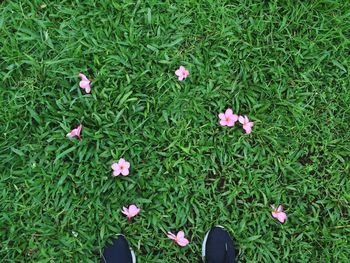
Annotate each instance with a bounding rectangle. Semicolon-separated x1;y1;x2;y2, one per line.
177;231;185;239
231;114;238;122
167;232;176;240
246;122;254;128
175;69;182;77
79;80;90;89
113;169;121;176
124;161;130;169
219;120;228;126
179;66;185;71
85;84;91;93
243;126;252;134
277;205;283;212
225;108;233;116
178;76;184;81
70;129;78;136
226;119;236;127
218;113;226;120
128;205;139;217
76;125;82;137
277;212;287;223
111;163;119;170
121;168;129;176
271;211;278;219
177;238;189;247
238;116;245;124
79;73;88;81
121;207;129;216
242;116;249;124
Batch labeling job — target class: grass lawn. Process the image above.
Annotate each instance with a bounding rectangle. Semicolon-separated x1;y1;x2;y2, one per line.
1;0;350;262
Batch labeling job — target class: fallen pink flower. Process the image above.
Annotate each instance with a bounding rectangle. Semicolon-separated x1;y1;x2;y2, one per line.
67;124;82;139
79;73;91;93
111;158;130;176
122;205;140;221
218;108;238;127
167;231;189;247
238;115;254;134
271;205;287;223
175;66;189;81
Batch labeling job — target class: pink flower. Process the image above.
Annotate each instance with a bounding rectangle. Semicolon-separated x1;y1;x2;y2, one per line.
218;108;238;127
79;73;91;93
271;205;287;223
122;205;140;221
175;66;189;81
167;231;190;247
67;124;82;139
111;158;130;176
238;115;254;134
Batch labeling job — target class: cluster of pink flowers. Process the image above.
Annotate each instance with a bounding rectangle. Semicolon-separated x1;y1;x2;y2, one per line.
218;108;254;134
65;66;286;249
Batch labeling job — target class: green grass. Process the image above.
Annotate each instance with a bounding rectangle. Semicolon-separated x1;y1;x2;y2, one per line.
1;0;350;262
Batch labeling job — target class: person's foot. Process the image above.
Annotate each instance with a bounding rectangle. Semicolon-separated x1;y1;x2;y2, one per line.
101;235;136;263
202;226;236;263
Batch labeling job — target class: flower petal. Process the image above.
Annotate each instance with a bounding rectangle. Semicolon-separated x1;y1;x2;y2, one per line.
219;120;228;126
246;122;254;128
183;69;189;77
218;113;226;120
128;205;139;217
75;125;82;137
277;205;283;212
177;238;189;247
226;119;236;127
111;163;119;170
121;168;129;176
85;84;91;93
271;211;278;219
79;73;88;81
238;116;245;124
121;207;129;215
167;232;176;240
277;212;287;223
79;80;90;89
177;231;185;239
124;161;130;169
243;126;252;134
113;170;121;176
225;108;233;116
231;114;238;122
